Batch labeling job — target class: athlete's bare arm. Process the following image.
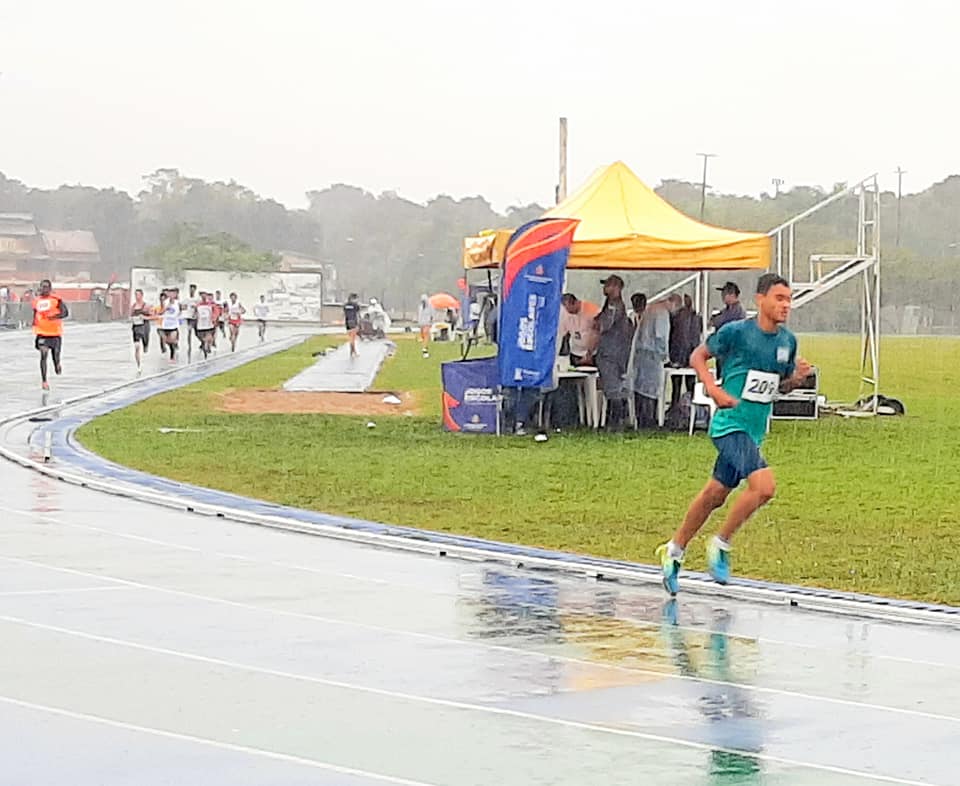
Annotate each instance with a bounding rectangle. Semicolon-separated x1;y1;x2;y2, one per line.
779;357;813;393
690;343;737;409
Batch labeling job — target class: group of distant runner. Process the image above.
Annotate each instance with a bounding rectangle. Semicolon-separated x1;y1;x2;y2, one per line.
28;279;272;389
129;285;271;372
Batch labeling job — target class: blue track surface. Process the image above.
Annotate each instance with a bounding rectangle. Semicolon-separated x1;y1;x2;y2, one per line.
1;324;959;786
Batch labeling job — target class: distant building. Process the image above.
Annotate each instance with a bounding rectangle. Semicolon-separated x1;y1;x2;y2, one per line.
0;213;101;282
39;230;101;279
0;214;45;278
278;251;338;302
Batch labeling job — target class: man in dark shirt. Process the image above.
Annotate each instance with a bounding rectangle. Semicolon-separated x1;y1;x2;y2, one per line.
710;282;746;330
594;274;633;432
670;293;702;403
709;282;746;379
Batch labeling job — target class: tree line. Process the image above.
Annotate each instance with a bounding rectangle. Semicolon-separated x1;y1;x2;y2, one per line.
0;167;956;330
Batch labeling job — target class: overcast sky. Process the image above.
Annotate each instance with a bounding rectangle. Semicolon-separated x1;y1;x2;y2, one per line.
1;0;956;210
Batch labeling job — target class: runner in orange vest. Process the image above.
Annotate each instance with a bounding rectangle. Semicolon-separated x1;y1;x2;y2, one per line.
32;279;69;391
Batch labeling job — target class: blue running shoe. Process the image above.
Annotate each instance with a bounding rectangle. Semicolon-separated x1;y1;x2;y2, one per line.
707;539;731;585
655;543;681;596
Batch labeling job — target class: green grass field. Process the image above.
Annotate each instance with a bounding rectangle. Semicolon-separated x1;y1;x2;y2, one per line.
77;333;960;604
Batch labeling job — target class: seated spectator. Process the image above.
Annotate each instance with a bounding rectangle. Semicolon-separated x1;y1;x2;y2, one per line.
559;293;600;366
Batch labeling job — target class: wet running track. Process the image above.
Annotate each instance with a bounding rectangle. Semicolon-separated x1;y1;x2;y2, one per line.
0;324;958;786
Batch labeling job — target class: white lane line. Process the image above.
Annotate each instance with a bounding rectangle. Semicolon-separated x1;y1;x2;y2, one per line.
0;586;125;598
0;506;393;586
3;503;958;674
0;611;944;786
1;553;957;727
0;694;440;786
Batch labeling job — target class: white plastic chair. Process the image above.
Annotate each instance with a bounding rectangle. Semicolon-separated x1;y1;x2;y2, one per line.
688;382;717;436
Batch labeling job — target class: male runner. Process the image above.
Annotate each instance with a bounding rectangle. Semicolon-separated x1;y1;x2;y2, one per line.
343;293;360;358
154;290;168;342
227;292;245;352
215;289;227;339
32;279;68;391
656;274;812;595
194;292;219;358
182;283;200;361
253;295;269;342
130;288;152;374
158;288;182;363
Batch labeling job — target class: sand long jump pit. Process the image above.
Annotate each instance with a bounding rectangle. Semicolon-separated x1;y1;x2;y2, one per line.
213;389;419;417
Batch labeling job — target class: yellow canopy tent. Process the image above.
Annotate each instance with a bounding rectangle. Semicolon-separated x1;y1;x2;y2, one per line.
543;161;770;270
462;161;770;271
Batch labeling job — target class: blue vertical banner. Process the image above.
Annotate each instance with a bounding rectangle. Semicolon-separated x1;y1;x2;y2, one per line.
498;218;579;388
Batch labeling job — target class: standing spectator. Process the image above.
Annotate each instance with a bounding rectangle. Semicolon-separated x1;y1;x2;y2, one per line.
630;292;647;326
631;294;682;428
710;282;746;330
468;299;481;330
483;294;499;345
670;293;702;402
710;282;746;378
417;294;433;358
20;289;34;329
6;289;19;326
368;298;389;338
594;275;632;432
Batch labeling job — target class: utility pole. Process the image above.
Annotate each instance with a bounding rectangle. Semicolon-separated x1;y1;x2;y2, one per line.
895;166;906;248
697;153;717;220
771;177;784;197
557;117;568;205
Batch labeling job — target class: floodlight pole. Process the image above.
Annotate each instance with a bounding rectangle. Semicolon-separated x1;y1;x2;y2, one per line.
558;117;568;204
895;166;906;248
771;177;784;197
697;152;716;220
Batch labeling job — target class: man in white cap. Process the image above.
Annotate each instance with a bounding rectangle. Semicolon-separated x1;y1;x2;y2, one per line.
368;298;388;337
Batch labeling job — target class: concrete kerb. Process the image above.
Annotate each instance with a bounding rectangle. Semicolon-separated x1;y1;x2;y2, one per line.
1;339;959;629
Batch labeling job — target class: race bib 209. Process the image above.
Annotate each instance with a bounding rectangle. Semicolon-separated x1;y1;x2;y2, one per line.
742;369;779;403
